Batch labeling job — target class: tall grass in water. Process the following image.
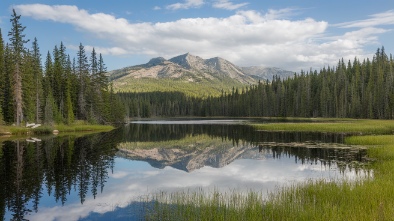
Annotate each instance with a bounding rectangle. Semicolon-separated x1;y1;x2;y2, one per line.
143;121;394;220
253;119;394;134
145;189;267;221
144;176;392;221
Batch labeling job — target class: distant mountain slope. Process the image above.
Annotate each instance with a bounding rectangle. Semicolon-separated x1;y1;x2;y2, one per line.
241;66;295;81
109;53;293;97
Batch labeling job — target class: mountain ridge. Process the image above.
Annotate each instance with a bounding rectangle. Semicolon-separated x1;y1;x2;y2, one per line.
109;53;293;82
109;53;294;96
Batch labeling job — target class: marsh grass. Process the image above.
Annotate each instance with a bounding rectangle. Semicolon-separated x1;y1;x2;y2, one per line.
143;119;394;220
253;119;394;135
144;189;269;221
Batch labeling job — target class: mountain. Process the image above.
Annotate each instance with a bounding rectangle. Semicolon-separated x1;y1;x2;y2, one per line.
110;53;255;83
241;66;295;81
109;53;293;97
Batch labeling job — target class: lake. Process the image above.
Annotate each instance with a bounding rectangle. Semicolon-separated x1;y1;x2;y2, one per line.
0;120;371;221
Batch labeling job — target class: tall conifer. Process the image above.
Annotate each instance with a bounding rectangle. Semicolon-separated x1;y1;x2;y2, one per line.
3;44;14;123
32;38;43;123
0;29;4;123
77;43;89;120
8;9;29;126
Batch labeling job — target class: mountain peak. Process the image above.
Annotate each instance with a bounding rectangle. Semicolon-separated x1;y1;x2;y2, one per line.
145;57;166;67
169;53;204;69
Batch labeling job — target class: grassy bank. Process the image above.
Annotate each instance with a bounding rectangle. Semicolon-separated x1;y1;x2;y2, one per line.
0;121;114;137
54;124;114;133
143;119;394;220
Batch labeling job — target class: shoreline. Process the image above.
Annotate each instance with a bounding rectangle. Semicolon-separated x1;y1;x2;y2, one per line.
0;124;115;141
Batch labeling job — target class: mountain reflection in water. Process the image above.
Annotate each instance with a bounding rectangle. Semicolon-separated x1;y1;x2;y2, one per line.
0;121;371;221
118;123;367;173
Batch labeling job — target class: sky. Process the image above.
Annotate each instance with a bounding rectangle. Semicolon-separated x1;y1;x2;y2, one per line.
0;0;393;72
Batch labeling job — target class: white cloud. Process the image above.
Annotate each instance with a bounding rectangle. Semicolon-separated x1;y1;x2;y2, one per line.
13;4;392;71
264;8;298;20
213;0;248;10
336;10;394;28
166;0;204;10
68;44;129;56
153;6;161;10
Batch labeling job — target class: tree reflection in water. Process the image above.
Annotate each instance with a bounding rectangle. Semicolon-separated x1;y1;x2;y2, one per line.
0;132;118;221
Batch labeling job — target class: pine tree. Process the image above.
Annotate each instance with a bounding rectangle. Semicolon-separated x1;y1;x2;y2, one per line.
98;54;108;89
43;51;53;123
88;48;98;122
91;51;110;123
77;43;89;120
64;55;74;124
21;50;35;122
8;9;29;126
44;91;55;125
3;44;14;123
0;29;4;123
31;38;43;123
52;45;63;114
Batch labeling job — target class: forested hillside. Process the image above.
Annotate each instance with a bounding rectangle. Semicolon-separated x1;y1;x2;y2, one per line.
0;10;125;126
120;47;394;119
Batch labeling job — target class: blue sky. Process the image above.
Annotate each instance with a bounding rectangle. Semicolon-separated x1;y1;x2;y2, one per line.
0;0;393;72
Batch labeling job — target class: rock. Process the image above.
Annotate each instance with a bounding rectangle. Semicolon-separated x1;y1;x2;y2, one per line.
32;124;41;128
53;130;59;134
26;122;36;127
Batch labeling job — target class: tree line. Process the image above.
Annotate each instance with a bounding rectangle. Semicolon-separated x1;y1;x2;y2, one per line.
120;47;394;119
0;10;124;126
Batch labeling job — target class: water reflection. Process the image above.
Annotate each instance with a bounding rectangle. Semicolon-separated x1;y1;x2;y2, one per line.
0;132;118;221
0;121;371;221
118;123;364;173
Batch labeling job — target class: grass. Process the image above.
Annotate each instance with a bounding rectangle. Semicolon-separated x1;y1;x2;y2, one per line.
253;119;394;135
0;120;114;139
54;123;114;133
142;119;394;220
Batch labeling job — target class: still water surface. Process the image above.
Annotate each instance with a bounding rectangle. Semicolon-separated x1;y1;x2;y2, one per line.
1;120;371;220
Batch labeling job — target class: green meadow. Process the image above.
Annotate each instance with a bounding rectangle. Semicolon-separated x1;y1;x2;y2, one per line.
142;119;394;220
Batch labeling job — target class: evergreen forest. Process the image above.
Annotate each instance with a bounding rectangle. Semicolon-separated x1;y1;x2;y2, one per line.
0;10;125;126
119;47;394;119
2;10;394;124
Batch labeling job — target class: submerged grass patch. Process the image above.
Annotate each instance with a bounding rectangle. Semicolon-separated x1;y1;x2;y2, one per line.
253;119;394;135
143;119;394;220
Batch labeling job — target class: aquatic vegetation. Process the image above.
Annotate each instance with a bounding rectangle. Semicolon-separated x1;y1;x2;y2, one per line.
253;119;394;135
